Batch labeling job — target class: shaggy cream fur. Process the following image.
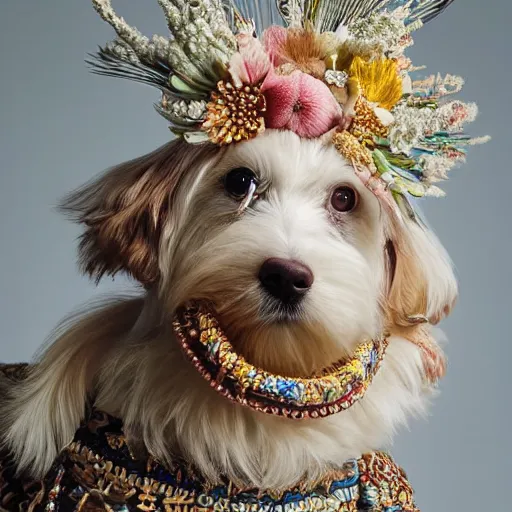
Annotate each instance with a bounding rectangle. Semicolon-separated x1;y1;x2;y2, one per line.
1;131;456;491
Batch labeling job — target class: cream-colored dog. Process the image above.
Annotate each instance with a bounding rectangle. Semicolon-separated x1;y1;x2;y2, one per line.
2;130;454;490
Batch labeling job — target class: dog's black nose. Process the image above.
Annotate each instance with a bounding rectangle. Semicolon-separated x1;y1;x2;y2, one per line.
258;258;314;304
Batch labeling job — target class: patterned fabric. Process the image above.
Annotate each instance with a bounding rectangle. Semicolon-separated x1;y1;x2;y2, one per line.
0;365;419;512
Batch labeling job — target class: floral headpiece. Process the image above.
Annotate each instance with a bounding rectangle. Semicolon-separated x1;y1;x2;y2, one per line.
90;0;488;216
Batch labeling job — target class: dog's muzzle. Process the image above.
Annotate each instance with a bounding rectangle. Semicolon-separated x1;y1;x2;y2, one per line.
173;302;389;420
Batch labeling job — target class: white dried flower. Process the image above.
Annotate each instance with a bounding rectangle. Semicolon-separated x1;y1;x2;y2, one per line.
389;100;479;155
162;99;207;121
93;0;235;84
412;74;465;99
388;103;432;154
347;11;409;57
420;154;458;184
435;101;478;131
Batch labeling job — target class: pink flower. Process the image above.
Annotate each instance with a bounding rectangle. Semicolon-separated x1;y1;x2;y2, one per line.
229;32;271;86
262;26;289;66
261;69;342;138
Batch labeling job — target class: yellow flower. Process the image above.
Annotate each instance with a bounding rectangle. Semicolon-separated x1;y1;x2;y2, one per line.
349;57;403;110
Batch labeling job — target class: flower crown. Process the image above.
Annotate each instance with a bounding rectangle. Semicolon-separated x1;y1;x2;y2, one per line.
90;0;488;215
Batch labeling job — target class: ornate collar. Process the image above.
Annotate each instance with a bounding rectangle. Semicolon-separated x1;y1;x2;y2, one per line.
173;303;388;419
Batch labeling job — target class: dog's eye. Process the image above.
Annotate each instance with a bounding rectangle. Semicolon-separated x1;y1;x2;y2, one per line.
224;168;258;199
331;186;358;212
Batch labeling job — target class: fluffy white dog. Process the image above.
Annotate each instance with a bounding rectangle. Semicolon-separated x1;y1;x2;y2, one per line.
2;130;455;492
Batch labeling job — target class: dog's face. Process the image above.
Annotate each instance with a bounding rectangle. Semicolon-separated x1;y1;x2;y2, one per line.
165;131;385;374
65;129;457;376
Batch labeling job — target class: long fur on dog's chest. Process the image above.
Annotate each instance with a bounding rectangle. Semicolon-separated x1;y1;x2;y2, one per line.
0;310;427;492
0;360;422;511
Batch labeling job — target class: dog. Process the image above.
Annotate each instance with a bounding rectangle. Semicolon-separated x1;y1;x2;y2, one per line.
0;129;455;497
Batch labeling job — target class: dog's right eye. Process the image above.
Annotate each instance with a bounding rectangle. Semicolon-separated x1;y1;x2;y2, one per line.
224;168;258;199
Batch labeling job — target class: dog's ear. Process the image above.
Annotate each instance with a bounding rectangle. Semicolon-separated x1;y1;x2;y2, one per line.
60;140;216;286
385;216;458;327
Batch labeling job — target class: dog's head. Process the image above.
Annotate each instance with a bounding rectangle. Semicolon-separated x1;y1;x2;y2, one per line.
63;130;456;376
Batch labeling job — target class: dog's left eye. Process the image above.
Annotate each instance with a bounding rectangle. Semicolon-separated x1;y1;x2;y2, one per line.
224;167;258;199
331;186;358;212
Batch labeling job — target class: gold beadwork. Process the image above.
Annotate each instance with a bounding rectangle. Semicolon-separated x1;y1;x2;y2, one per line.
0;367;419;511
349;96;389;147
202;80;266;145
359;452;419;512
173;302;388;420
333;130;374;167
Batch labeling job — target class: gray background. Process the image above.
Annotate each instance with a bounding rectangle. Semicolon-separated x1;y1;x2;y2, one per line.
0;1;510;510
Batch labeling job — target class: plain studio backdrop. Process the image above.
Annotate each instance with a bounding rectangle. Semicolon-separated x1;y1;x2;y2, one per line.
0;1;510;510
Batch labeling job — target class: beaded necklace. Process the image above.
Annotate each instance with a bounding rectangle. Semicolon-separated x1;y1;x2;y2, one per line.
173;302;388;420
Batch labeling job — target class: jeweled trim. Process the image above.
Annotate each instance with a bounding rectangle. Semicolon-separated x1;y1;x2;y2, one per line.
173;303;388;419
0;408;419;511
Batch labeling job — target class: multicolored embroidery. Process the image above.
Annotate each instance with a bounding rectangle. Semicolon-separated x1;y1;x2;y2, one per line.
173;302;389;419
0;409;419;511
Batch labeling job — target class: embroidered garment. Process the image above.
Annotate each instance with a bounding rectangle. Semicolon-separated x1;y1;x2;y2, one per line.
0;366;419;512
0;417;420;511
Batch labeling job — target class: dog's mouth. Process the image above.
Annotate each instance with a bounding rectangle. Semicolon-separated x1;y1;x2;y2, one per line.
173;301;388;420
259;298;304;322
